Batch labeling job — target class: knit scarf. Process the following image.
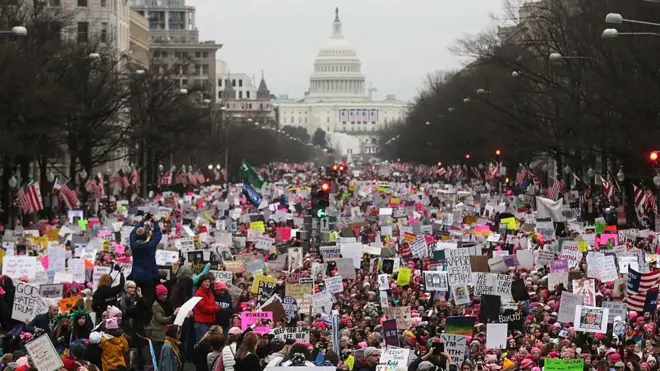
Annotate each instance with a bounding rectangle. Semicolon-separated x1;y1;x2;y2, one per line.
164;336;183;371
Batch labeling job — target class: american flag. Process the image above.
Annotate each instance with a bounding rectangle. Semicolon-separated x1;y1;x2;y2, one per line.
516;166;528;185
130;170;141;189
437;167;447;177
625;268;660;312
645;189;658;214
109;171;130;189
214;169;220;181
601;176;614;199
195;170;205;184
547;179;564;200
456;166;464;180
487;163;499;180
158;171;173;186
445;167;453;179
187;171;198;186
633;185;648;211
17;182;43;214
175;169;187;184
53;177;80;209
471;166;481;179
85;176;104;196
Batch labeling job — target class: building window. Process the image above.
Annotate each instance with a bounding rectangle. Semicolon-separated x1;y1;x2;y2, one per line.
77;22;88;42
232;79;236;87
77;0;86;6
238;91;243;99
181;79;188;87
174;51;181;58
168;11;185;30
218;91;222;99
100;0;105;5
327;117;329;123
201;64;208;75
101;22;108;42
49;0;61;5
194;64;201;75
162;52;168;58
238;79;243;87
249;103;252;109
202;52;208;58
195;52;201;58
218;79;222;87
246;91;250;99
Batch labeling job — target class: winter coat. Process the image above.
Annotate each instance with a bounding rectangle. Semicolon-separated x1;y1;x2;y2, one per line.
193;287;218;325
129;221;162;280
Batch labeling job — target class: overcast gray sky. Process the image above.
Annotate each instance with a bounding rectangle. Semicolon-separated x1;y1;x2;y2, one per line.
188;0;504;102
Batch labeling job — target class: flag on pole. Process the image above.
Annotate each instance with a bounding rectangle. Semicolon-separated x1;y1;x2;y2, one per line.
241;160;264;190
17;182;43;214
53;177;80;209
242;182;263;208
633;185;648;211
601;176;614;199
625;268;660;312
547;179;564;201
645;189;658;214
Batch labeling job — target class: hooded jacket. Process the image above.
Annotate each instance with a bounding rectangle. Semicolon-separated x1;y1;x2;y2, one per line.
130;221;162;280
193;286;219;324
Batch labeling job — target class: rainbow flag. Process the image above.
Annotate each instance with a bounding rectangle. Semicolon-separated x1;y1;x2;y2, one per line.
445;316;476;336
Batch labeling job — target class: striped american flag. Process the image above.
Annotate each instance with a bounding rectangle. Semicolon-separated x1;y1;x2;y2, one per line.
516;166;528;185
17;182;43;214
158;171;173;186
175;169;187;184
625;268;660;312
437;167;447;177
53;177;80;209
601;176;614;199
130;170;141;188
547;179;564;200
645;189;658;214
633;185;648;211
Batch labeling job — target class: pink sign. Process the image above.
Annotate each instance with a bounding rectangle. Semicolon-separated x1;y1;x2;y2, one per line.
595;233;619;249
240;311;273;334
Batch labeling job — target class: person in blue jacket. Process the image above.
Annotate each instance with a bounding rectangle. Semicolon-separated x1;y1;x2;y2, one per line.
129;213;162;310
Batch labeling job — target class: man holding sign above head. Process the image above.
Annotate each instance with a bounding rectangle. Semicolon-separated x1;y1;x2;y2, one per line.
129;212;163;309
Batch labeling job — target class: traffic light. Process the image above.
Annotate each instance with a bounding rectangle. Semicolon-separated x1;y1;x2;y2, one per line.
312;182;330;218
651;151;659;162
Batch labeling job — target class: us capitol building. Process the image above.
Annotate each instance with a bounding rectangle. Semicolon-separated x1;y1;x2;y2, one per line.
274;8;408;159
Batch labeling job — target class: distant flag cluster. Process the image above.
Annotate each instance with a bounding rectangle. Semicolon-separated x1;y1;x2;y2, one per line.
53;177;80;210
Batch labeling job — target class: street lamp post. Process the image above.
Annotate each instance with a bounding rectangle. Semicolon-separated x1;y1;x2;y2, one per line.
602;28;660;38
0;26;27;35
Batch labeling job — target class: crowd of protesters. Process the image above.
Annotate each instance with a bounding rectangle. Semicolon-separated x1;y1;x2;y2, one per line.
0;162;656;371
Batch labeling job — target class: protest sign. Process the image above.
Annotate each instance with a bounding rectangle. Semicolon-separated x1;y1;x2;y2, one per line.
424;271;448;291
446;248;471;285
602;301;626;323
12;282;48;323
440;334;467;364
387;306;412;330
257;280;277;306
271;326;310;342
378;348;411;371
574;305;609;333
558;291;583;323
210;270;233;284
324;276;343;294
282;296;298;323
240;311;273;334
2;256;37;279
39;284;64;299
24;335;64;371
382;319;399;347
545;359;584;371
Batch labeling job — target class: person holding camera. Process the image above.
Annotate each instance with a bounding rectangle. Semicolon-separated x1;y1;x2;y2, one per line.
408;340;453;371
129;212;162;309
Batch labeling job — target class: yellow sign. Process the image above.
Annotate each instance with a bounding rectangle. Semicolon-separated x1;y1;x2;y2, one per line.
46;228;60;241
251;274;278;294
249;221;265;233
500;217;518;231
397;267;411;286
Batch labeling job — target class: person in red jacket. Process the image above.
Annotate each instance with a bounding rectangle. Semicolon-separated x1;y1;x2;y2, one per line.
193;273;220;343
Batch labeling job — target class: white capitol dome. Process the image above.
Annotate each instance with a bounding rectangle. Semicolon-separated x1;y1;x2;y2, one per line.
304;7;370;103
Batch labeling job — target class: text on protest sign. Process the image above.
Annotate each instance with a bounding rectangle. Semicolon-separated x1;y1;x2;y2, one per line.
271;326;310;342
440;334;467;364
446;248;472;285
24;335;64;371
39;284;64;299
12;282;48;323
